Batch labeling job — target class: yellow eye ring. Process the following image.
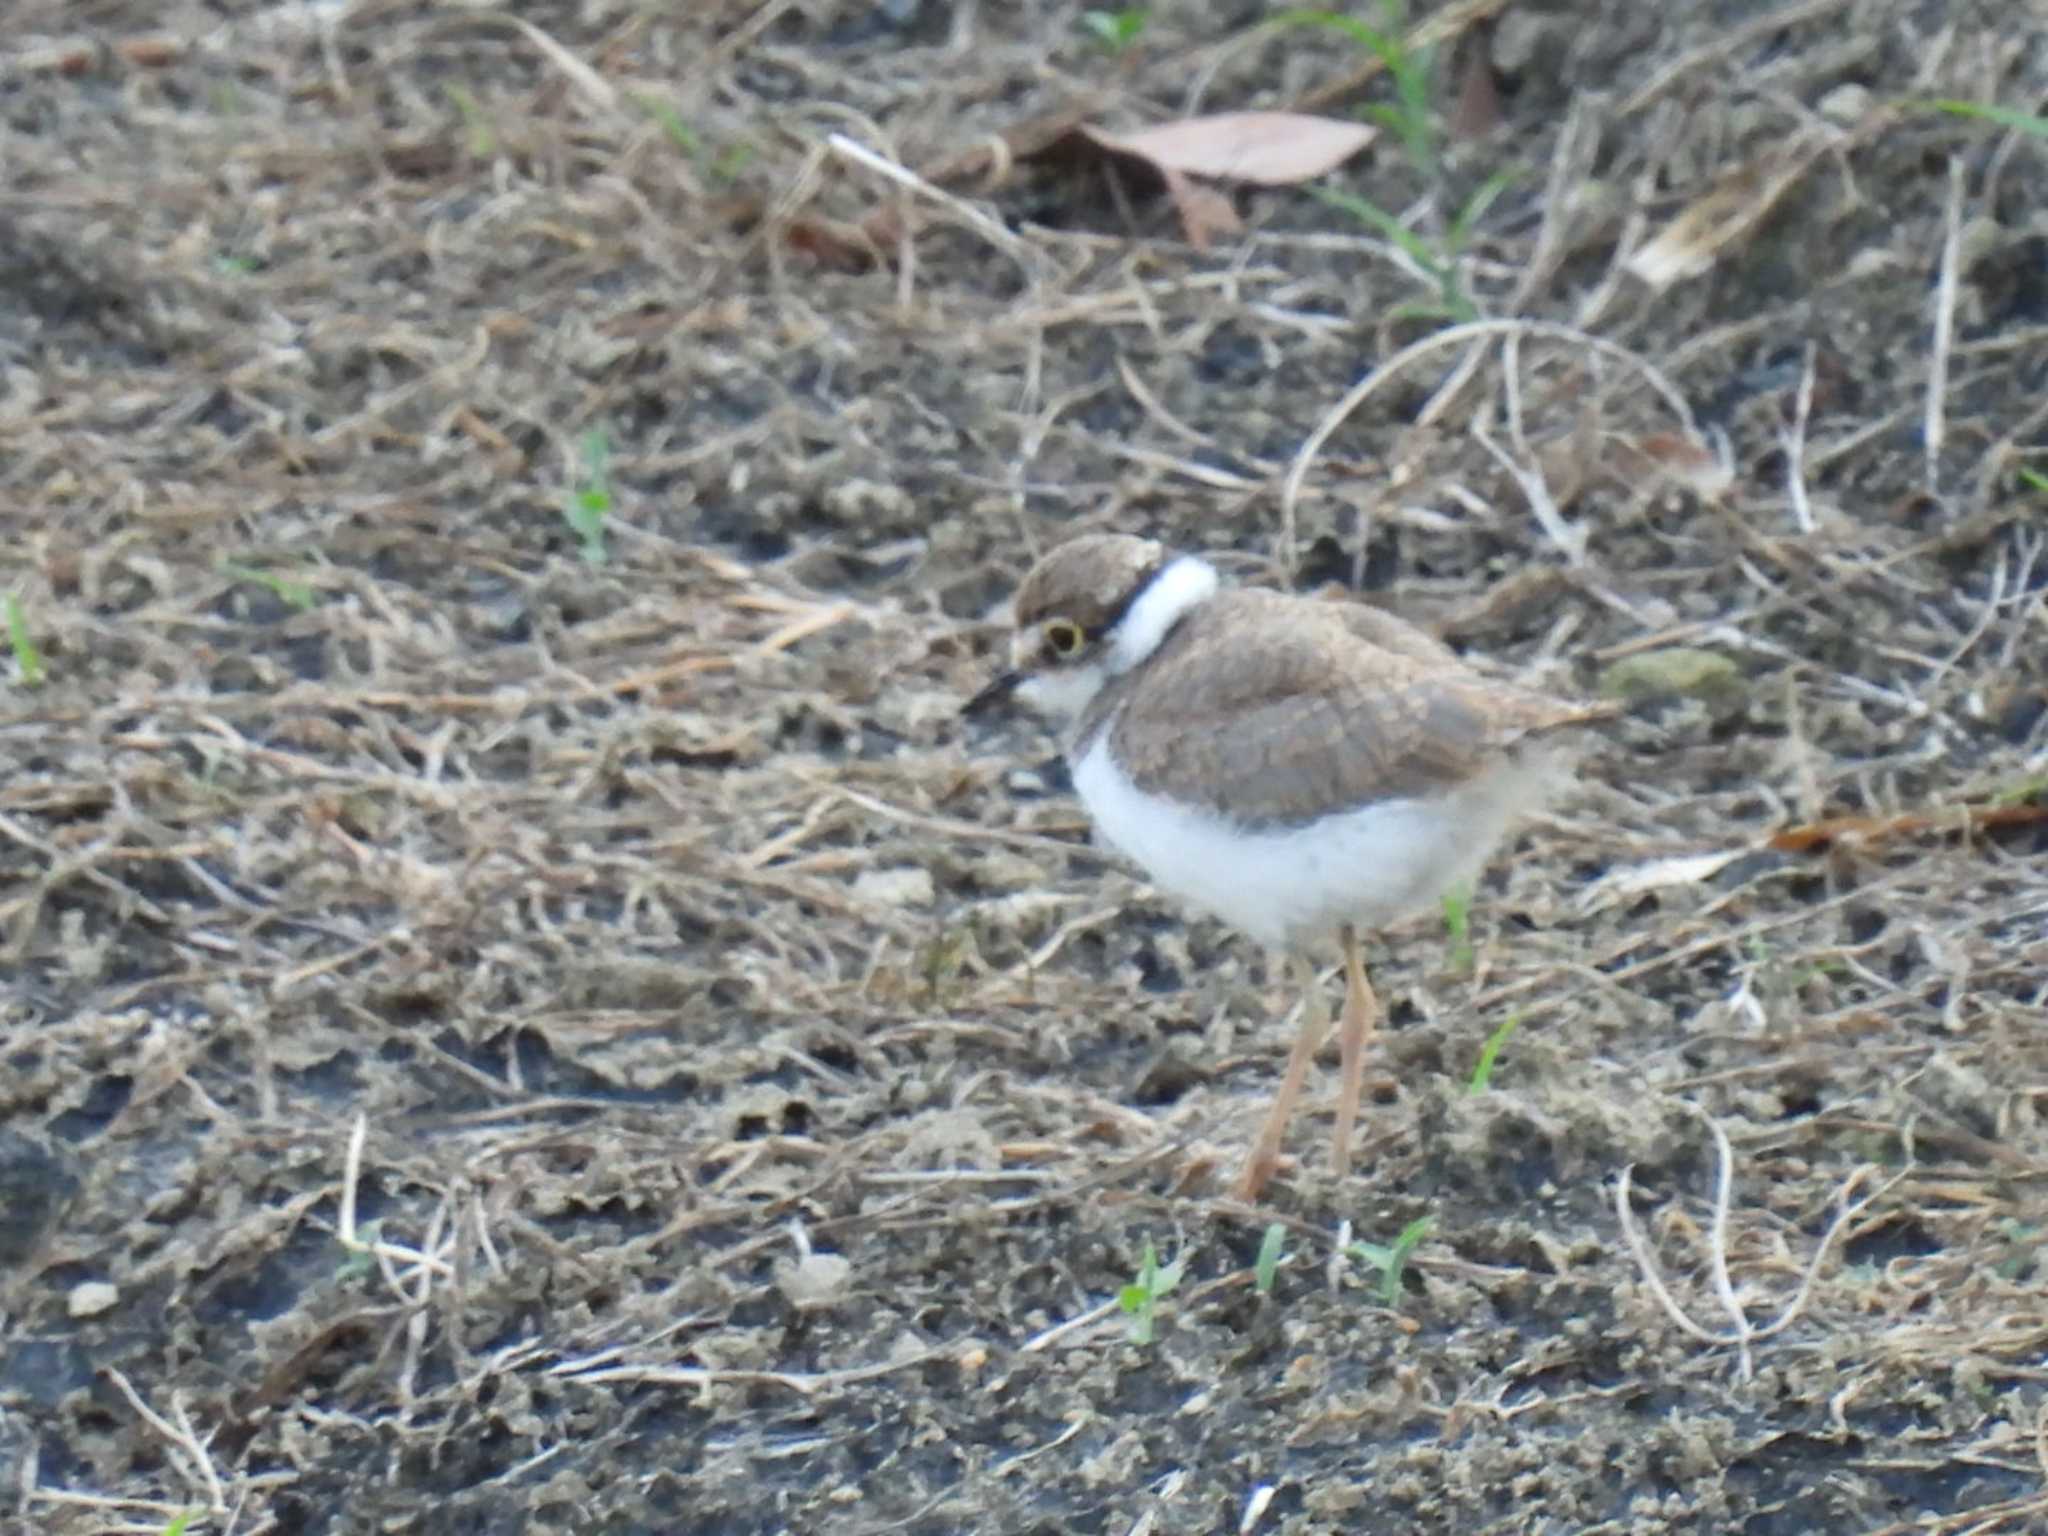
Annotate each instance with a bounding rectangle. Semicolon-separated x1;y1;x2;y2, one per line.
1043;619;1086;658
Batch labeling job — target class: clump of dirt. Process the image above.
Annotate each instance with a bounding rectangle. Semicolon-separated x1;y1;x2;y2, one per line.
3;2;2045;1533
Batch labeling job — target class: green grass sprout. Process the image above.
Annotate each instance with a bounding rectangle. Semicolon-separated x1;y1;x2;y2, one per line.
1927;100;2048;139
1313;169;1510;323
6;593;44;688
220;560;317;611
1081;9;1149;52
563;427;613;564
337;1219;384;1282
1282;4;1511;323
1467;1014;1521;1094
634;92;702;157
1118;1238;1187;1343
710;141;754;181
1995;1219;2041;1281
1990;775;2047;808
447;84;495;157
916;925;975;1003
1253;1222;1287;1294
1278;5;1435;172
1440;886;1474;972
629;96;756;181
1349;1215;1432;1304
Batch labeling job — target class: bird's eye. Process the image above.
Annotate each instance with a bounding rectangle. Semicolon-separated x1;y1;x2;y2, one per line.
1043;620;1086;658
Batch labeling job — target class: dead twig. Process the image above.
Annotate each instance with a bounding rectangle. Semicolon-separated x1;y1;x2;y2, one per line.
1781;340;1817;534
100;1368;227;1516
1926;156;1965;493
1281;318;1694;576
1615;1110;1904;1380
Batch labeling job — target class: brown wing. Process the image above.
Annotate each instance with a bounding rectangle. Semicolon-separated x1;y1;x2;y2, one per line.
1097;589;1598;825
1327;593;1461;666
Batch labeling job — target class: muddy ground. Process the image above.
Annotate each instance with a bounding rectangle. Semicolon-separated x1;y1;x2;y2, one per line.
3;2;2046;1533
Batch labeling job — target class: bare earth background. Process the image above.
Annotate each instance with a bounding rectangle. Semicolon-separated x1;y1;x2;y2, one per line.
3;2;2047;1533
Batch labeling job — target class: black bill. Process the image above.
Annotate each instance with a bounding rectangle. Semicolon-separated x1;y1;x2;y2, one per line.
963;671;1023;717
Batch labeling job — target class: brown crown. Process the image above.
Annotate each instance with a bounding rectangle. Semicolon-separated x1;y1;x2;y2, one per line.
1012;534;1169;633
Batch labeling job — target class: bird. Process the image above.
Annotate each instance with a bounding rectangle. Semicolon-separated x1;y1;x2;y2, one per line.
964;533;1610;1199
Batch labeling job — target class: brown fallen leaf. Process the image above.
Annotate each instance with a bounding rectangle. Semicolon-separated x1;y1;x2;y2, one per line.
1156;170;1243;251
16;35;186;74
1449;20;1503;142
707;189;896;274
1767;801;2048;854
1018;111;1378;249
1625;130;1832;290
1620;431;1736;500
822;106;1378;263
919;99;1109;190
1078;111;1378;187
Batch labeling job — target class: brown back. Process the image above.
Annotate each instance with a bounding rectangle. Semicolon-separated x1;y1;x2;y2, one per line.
1080;588;1603;825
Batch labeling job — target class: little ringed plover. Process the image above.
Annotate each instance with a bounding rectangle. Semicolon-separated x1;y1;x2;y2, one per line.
966;533;1608;1199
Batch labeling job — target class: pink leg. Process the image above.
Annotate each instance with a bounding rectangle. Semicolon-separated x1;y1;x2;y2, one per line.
1235;954;1328;1200
1332;924;1380;1180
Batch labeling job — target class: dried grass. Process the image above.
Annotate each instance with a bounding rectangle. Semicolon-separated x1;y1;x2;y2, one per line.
2;1;2046;1531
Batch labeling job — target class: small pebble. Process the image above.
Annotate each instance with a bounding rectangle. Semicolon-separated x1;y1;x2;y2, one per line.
776;1252;854;1310
1817;83;1871;125
69;1281;119;1318
852;866;935;907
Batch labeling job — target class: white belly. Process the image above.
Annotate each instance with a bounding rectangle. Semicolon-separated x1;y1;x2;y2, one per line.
1070;733;1528;952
